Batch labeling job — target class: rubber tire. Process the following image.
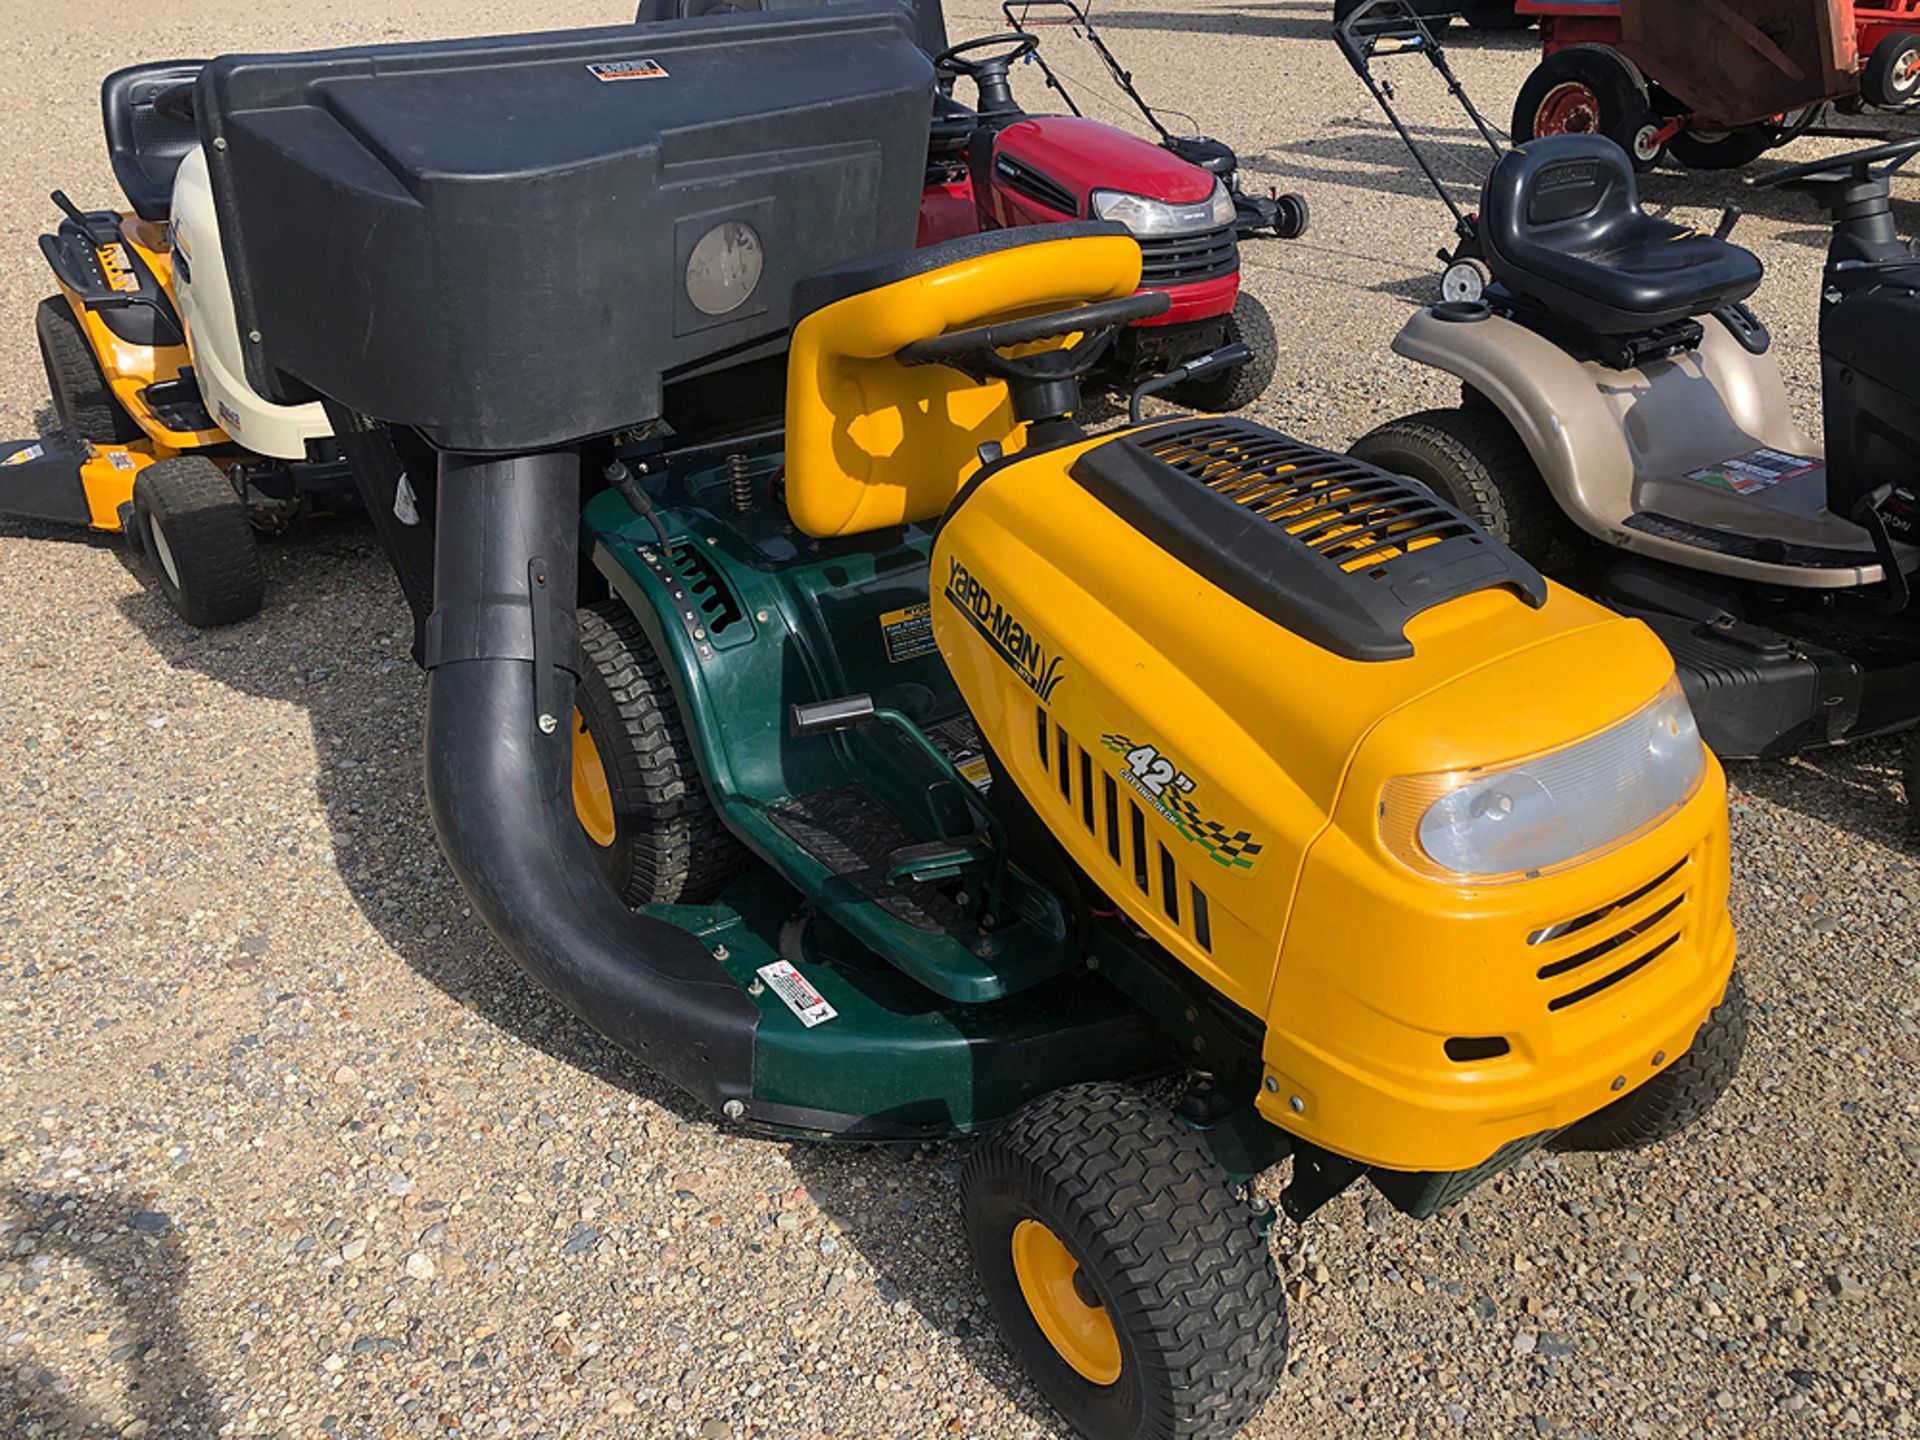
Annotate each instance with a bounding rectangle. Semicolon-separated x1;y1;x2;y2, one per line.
1551;969;1749;1152
574;600;750;907
962;1083;1287;1440
1903;730;1918;822
1510;45;1663;171
1348;406;1571;569
1462;0;1531;30
1335;0;1453;25
131;457;265;627
1271;192;1310;240
1667;125;1774;171
1163;292;1277;414
36;296;141;444
1862;31;1920;110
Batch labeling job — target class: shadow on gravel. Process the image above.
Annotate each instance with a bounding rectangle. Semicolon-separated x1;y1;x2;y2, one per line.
781;1142;1068;1435
112;524;718;1137
0;1186;216;1437
1728;736;1915;852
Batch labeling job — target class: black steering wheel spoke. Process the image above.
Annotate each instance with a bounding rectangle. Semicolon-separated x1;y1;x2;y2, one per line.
1755;134;1920;190
896;292;1171;426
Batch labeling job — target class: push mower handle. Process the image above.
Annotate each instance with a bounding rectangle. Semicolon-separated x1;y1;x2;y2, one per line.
896;292;1169;375
1001;0;1090;29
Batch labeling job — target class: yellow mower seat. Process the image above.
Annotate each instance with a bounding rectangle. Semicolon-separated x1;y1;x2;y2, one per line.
783;223;1141;539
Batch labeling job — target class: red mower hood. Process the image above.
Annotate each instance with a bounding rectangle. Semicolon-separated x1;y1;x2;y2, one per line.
992;115;1217;207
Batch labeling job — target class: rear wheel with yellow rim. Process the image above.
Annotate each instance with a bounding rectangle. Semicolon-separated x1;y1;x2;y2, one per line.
962;1083;1288;1440
572;601;748;906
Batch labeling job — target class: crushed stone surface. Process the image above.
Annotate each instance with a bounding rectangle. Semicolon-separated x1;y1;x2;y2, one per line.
1;2;1916;1437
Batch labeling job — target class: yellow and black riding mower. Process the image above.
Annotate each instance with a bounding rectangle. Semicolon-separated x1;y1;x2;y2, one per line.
2;63;365;626
184;7;1744;1436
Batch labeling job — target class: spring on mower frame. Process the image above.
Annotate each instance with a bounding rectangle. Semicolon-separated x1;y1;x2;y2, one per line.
727;453;753;513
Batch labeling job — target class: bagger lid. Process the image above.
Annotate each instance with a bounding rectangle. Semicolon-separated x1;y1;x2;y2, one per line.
199;2;932;453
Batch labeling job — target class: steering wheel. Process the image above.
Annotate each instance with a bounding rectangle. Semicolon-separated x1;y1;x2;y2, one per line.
933;32;1041;80
1755;134;1920;189
153;82;196;125
897;293;1169;421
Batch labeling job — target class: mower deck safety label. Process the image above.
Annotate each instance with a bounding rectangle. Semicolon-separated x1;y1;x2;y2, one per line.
756;960;837;1027
1685;448;1820;495
587;58;668;82
879;603;937;663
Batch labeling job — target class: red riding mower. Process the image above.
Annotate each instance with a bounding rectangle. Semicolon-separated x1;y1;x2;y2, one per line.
642;0;1295;412
1510;0;1920;171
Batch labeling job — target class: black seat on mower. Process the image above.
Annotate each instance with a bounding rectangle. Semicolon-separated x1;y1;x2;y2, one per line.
102;60;205;223
1481;136;1762;336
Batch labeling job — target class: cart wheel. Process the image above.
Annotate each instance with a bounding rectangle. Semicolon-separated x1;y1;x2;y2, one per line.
1667;124;1774;171
1270;192;1310;240
1863;30;1920;110
962;1083;1287;1440
1441;256;1491;304
36;296;141;445
1460;0;1530;30
131;457;265;626
1163;293;1276;413
1511;45;1664;171
573;600;749;906
1551;970;1748;1152
1349;406;1573;569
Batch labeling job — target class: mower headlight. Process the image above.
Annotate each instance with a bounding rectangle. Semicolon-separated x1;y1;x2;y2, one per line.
1091;181;1235;237
1378;679;1705;882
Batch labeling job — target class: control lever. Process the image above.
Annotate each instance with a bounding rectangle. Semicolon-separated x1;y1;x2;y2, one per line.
1127;342;1255;424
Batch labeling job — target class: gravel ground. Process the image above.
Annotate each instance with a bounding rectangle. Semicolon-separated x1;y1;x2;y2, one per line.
3;3;1918;1438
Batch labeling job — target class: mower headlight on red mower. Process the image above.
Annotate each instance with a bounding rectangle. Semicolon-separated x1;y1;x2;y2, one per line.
1090;181;1237;238
1378;679;1707;883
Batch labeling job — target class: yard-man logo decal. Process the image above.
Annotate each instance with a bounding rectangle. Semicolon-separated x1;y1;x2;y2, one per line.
943;556;1065;700
1102;734;1266;871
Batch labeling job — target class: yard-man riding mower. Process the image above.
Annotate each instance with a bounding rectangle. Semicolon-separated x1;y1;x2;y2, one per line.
640;0;1295;412
1352;132;1920;812
179;6;1745;1436
0;64;365;626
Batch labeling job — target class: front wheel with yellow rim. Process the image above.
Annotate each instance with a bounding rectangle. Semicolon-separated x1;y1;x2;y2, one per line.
962;1083;1288;1440
572;601;748;906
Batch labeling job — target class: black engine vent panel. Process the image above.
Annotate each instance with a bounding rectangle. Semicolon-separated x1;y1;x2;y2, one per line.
1070;418;1548;661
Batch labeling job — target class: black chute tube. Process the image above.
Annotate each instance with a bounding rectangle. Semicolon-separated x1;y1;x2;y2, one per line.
423;449;759;1111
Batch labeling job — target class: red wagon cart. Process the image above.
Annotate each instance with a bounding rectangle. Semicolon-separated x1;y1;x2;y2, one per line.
1512;0;1920;168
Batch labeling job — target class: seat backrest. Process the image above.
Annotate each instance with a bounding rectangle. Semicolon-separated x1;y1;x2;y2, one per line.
1481;135;1645;273
784;223;1141;539
101;61;206;223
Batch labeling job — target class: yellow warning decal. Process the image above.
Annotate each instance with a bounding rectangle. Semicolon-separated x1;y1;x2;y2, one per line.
879;602;937;663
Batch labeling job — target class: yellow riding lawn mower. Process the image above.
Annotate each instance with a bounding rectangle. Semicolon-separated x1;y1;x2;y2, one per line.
175;6;1746;1436
2;63;367;626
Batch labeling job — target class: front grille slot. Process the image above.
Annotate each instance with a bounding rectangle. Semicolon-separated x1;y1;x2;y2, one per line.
1138;226;1237;285
1546;935;1680;1012
1531;854;1695;1012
